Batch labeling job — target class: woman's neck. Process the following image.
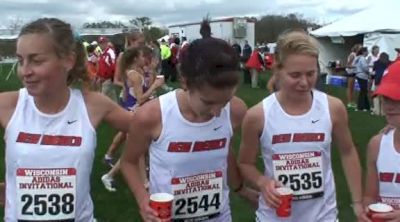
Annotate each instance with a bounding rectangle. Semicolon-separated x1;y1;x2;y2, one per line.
33;87;70;114
276;90;313;115
178;89;213;123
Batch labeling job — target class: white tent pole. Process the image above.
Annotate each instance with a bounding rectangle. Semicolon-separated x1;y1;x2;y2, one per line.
5;62;17;81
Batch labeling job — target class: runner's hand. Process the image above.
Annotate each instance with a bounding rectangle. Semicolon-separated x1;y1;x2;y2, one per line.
373;209;400;221
139;197;163;222
353;203;371;222
153;78;165;89
258;176;282;209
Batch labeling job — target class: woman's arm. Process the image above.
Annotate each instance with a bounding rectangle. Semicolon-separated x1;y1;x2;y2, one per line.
128;70;163;105
347;54;355;68
226;97;258;208
0;91;19;128
120;100;162;221
113;54;124;87
329;96;367;220
238;103;281;208
364;134;381;206
227;97;247;190
84;91;131;132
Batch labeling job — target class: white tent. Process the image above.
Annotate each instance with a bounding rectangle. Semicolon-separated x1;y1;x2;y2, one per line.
311;0;400;74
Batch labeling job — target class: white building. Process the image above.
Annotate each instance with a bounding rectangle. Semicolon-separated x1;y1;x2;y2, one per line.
168;17;255;48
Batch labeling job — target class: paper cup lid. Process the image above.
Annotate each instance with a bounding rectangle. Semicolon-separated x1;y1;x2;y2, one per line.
150;193;174;202
369;203;393;212
276;187;293;195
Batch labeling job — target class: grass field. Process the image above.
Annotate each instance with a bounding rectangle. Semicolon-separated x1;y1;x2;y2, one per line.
0;63;387;221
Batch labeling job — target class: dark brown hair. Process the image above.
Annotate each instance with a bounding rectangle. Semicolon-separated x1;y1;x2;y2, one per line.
19;18;89;86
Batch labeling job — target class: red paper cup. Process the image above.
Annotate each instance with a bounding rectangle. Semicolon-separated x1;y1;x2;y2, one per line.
276;187;293;217
367;203;393;222
149;193;174;220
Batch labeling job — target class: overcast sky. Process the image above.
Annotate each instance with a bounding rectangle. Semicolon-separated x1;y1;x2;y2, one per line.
1;0;377;29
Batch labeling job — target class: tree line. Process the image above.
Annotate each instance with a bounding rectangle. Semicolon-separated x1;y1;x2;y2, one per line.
81;14;321;43
0;14;321;57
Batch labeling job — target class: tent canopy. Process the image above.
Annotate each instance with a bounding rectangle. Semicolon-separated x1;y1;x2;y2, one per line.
311;0;400;67
158;35;170;42
311;1;400;37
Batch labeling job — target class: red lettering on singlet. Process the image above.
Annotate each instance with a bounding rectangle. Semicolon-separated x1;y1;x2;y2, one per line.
396;174;400;184
15;132;82;147
272;134;292;144
167;138;227;152
16;132;41;144
380;172;395;183
168;142;192;152
192;138;226;152
41;135;82;146
292;133;325;142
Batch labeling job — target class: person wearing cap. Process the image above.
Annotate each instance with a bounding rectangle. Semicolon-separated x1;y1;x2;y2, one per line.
90;41;102;57
364;60;400;221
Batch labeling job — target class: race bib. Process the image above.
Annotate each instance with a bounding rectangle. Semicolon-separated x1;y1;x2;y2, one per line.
273;151;324;200
171;171;223;221
380;196;400;210
16;168;76;221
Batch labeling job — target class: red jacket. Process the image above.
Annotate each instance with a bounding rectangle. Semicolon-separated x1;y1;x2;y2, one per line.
246;50;264;71
97;47;116;79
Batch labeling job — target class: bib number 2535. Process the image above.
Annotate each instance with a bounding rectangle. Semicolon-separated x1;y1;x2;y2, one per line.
278;171;322;192
21;193;74;216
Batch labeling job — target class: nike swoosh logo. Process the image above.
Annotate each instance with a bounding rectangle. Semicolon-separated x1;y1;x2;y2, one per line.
213;125;223;131
67;120;78;124
311;119;320;124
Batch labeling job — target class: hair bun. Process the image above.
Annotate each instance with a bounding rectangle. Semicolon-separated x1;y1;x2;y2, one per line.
200;20;211;39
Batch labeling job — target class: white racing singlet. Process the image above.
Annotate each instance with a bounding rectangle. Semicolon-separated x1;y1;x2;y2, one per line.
149;90;233;222
377;129;400;209
4;88;97;222
257;90;338;221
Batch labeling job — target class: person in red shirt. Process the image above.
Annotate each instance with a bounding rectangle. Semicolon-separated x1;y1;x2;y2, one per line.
97;36;118;101
246;47;265;88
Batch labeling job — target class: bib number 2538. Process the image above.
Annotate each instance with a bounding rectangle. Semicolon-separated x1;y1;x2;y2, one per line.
21;193;74;216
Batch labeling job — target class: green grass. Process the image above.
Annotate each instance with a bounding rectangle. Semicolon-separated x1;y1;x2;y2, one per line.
0;64;387;221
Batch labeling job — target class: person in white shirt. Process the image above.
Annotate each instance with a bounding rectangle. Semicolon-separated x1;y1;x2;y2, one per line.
238;30;367;222
364;60;400;221
0;18;131;221
120;20;258;222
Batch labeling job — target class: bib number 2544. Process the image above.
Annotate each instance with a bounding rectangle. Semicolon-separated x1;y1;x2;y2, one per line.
175;193;220;216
